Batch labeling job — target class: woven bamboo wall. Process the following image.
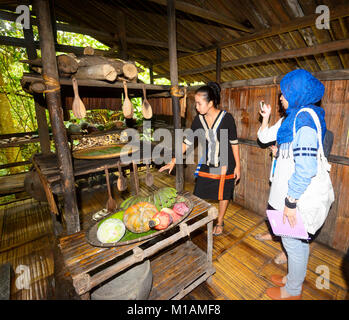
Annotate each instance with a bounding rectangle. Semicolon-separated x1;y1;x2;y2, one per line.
184;80;349;253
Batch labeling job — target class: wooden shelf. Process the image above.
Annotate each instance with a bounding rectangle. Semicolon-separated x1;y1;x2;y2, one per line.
21;73;174;99
149;241;213;300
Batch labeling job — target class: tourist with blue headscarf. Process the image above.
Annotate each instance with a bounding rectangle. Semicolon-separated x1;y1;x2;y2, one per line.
257;69;330;300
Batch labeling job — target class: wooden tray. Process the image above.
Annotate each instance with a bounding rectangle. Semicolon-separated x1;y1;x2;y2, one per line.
72;143;139;160
86;194;194;247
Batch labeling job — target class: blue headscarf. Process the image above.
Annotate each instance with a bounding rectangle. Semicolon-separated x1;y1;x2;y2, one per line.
276;69;326;145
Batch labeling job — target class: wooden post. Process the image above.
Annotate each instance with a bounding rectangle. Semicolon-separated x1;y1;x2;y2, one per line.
149;63;154;84
216;47;221;84
167;0;184;192
116;11;128;60
33;0;80;234
22;12;51;154
49;0;57;44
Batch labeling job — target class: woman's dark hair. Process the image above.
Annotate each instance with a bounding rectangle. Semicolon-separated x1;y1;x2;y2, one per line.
195;81;221;107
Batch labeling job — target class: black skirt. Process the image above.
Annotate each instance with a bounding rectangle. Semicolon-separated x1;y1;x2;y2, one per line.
193;164;235;201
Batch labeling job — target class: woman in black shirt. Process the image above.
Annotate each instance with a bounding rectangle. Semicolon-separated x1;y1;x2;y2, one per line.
159;82;240;235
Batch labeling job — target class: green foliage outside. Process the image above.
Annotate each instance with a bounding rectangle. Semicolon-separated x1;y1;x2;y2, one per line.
0;17;202;183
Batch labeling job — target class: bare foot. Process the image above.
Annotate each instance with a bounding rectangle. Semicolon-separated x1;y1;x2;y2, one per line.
255;232;273;241
274;251;288;264
280;286;292;298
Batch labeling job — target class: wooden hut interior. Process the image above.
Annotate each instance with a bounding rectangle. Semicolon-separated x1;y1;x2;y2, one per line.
0;0;348;301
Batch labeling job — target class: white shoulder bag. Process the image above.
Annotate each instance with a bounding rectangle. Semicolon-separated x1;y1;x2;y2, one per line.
293;108;335;235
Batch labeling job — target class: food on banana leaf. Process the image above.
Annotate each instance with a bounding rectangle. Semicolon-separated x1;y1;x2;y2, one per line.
123;202;158;233
97;218;125;243
160;207;181;223
149;211;173;230
173;202;189;216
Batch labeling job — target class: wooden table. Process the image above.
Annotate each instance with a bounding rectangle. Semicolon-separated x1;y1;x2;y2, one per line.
58;192;218;300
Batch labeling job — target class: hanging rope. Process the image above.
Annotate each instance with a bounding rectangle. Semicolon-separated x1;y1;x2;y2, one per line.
42;74;61;93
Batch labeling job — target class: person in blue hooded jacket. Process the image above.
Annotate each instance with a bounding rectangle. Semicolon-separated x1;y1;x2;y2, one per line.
258;69;327;300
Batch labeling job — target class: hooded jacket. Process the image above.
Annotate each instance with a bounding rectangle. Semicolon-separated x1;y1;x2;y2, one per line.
277;69;326;145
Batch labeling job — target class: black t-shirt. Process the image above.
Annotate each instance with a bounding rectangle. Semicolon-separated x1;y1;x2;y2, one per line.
184;110;238;169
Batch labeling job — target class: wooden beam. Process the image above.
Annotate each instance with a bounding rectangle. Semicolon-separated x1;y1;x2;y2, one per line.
0;35;111;55
148;0;253;33
116;10;128;60
21;72;175;91
220;69;349;88
0;160;31;170
33;0;80;234
153;3;349;66
155;38;349;78
167;0;184;193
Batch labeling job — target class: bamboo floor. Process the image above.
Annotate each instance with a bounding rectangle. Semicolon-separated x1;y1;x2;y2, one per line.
0;169;348;300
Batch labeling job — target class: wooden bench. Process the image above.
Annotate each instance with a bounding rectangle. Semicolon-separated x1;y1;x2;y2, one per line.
59;192;218;300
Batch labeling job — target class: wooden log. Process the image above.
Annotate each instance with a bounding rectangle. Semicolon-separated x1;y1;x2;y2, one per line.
33;0;80;234
75;55;137;80
21;54;79;74
29;81;46;93
75;64;117;82
57;54;79;74
83;46;95;56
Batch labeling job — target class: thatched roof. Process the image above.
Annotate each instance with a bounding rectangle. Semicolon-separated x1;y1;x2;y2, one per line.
1;0;349;83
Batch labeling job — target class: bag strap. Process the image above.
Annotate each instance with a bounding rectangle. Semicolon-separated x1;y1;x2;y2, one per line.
293;108;325;158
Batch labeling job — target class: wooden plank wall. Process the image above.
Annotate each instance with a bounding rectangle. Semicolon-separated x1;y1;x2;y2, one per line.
218;80;349;253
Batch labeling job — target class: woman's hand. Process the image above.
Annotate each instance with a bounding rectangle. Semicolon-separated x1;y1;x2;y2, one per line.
269;145;278;157
283;206;297;228
259;103;271;119
234;165;240;184
159;158;176;174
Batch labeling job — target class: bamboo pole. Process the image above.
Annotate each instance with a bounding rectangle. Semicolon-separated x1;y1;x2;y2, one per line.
33;0;80;234
167;0;184;192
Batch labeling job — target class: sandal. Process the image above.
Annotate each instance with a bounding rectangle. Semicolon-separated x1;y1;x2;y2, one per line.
274;251;288;265
213;222;224;236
